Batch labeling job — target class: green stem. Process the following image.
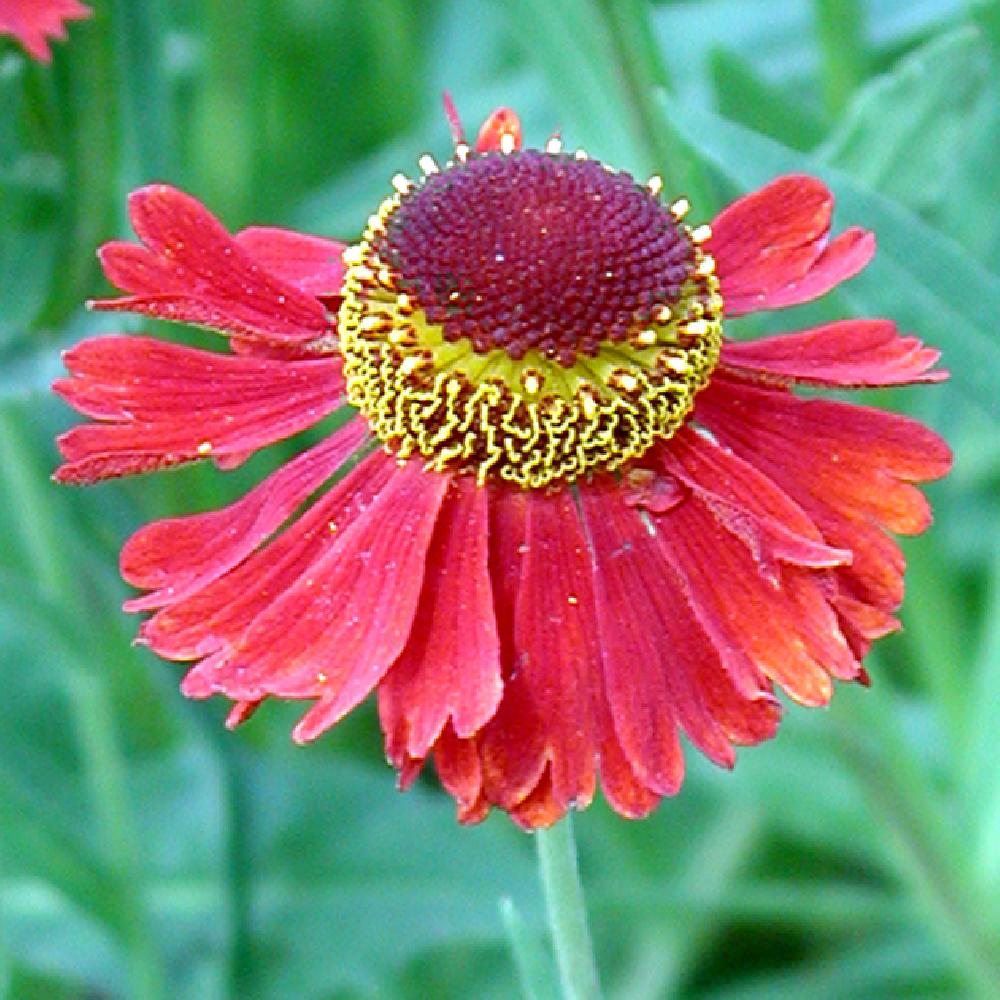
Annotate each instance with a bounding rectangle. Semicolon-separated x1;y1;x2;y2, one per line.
536;816;601;1000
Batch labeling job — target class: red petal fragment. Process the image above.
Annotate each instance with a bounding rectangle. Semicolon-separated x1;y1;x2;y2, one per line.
693;377;949;673
121;418;367;611
0;0;90;62
442;91;465;144
53;336;344;483
224;700;261;729
379;477;502;761
93;185;332;348
396;754;423;791
752;227;875;312
709;175;874;316
656;427;851;575
156;452;395;667
479;487;599;815
622;467;685;513
233;227;347;297
475;107;523;153
199;460;447;737
721;320;946;388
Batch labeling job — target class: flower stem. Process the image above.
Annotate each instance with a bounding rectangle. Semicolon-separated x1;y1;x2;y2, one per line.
535;815;601;1000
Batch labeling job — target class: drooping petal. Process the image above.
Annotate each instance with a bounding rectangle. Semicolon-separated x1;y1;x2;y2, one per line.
720;320;946;387
121;418;367;611
186;460;449;740
709;175;874;316
581;476;782;778
643;429;863;706
478;486;599;816
232;227;347;298
695;376;952;625
378;477;502;762
93;185;334;350
0;0;90;62
53;336;344;483
579;479;686;791
148;451;395;664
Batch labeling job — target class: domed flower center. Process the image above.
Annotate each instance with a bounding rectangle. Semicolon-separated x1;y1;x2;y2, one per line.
377;150;697;367
337;145;724;488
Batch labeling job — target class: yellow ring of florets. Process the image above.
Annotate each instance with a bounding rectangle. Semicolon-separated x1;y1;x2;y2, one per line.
337;162;723;489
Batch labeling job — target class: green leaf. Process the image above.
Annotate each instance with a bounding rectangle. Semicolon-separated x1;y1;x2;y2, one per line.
818;27;991;211
652;0;967;106
709;49;826;152
239;752;538;998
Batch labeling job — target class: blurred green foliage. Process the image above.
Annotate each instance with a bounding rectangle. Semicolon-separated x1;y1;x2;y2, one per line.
2;1;999;997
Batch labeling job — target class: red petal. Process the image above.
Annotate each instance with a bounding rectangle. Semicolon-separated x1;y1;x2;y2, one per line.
120;418;366;611
378;477;502;761
478;487;599;815
475;107;523;153
53;336;344;483
710;175;875;316
188;460;448;738
149;452;395;665
0;0;90;62
232;227;346;297
442;91;465;144
720;320;946;387
834;595;900;660
93;185;333;349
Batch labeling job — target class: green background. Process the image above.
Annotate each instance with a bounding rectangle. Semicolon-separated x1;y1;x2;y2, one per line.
2;0;999;997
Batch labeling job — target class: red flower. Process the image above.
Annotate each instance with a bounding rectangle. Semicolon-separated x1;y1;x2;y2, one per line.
0;0;90;62
54;106;951;829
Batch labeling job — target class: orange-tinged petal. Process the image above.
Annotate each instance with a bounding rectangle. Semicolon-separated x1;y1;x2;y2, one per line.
475;107;522;153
